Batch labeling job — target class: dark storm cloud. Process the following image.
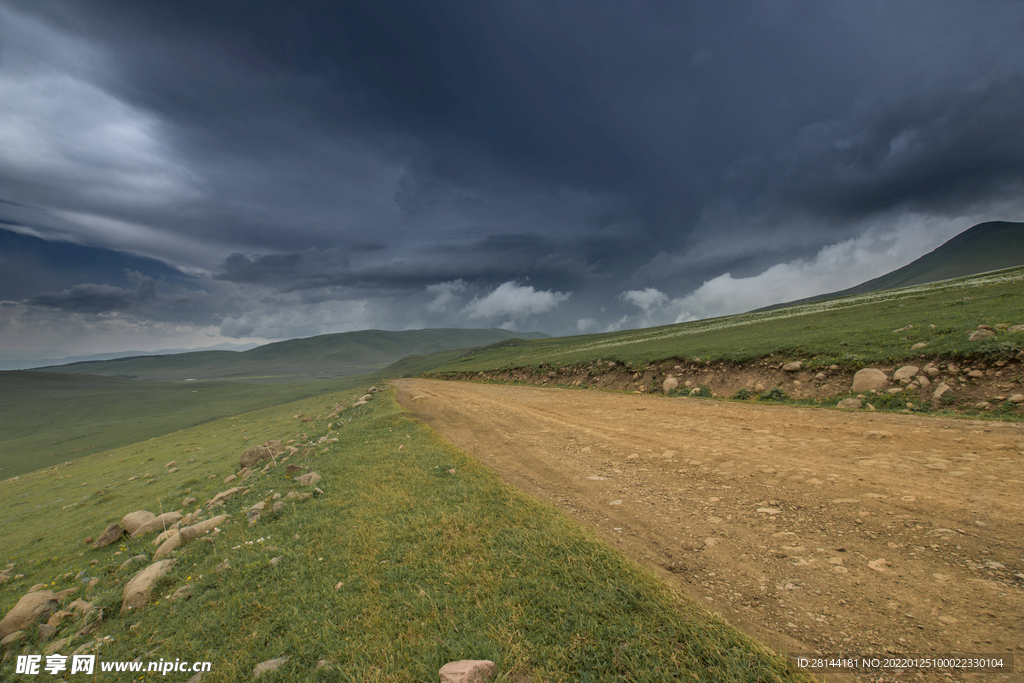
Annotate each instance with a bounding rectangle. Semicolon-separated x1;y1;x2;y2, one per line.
3;0;1024;351
26;272;156;314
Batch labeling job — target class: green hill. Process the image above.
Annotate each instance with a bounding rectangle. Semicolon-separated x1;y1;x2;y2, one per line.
39;328;548;381
760;220;1024;310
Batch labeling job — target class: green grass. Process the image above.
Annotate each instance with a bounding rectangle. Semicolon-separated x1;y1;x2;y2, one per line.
0;371;369;479
426;267;1024;375
0;388;808;682
42;328;548;382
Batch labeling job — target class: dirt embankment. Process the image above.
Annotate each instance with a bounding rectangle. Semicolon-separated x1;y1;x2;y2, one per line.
434;352;1024;417
396;378;1024;683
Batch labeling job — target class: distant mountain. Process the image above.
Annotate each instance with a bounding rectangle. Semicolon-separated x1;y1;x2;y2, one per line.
36;328;549;381
759;220;1024;311
0;343;259;372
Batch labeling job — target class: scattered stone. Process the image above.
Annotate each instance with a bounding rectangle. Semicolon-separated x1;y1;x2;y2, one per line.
248;511;260;527
240;445;272;469
206;487;243;509
29;583;46;593
182;497;196;507
974;402;991;410
439;660;497;683
253;657;288;678
911;342;927;350
1006;394;1024;403
92;523;124;550
121;511;156;535
167;467;179;474
886;387;904;394
120;560;175;615
757;507;781;515
269;556;283;567
893;365;919;381
0;591;58;639
215;560;230;573
917;375;930;386
1;630;26;648
37;623;56;641
754;383;765;392
814;372;825;380
130;512;184;538
272;501;285;513
892;325;912;333
170;585;193;601
968;329;995;341
662;377;678;394
285;465;305;475
868;558;889;572
852;368;888;392
837;398;862;409
933;383;953;400
186;673;204;683
297;472;322;486
782;361;802;372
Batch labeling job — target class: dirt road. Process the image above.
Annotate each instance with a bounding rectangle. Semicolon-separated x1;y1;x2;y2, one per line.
395;379;1023;682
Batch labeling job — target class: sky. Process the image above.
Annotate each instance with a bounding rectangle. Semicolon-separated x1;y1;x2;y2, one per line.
2;0;1023;360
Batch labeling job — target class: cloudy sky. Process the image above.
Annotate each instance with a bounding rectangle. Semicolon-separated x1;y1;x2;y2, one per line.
2;0;1023;359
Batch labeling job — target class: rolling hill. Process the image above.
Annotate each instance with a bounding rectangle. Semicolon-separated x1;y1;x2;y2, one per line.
759;220;1024;311
36;328;548;381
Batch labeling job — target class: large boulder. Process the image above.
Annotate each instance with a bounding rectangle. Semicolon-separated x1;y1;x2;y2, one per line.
968;328;995;342
240;445;272;469
297;472;322;486
92;523;124;550
662;377;678;394
130;512;183;539
782;361;802;372
206;487;243;509
121;560;175;615
0;591;59;639
121;511;156;535
852;368;888;393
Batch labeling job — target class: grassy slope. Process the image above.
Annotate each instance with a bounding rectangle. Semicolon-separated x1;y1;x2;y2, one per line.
0;387;807;682
0;371;371;479
426;267;1024;374
763;220;1024;310
40;328;549;382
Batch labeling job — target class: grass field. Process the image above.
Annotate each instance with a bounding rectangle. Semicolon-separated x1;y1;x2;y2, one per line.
425;266;1024;375
0;386;807;682
0;371;369;480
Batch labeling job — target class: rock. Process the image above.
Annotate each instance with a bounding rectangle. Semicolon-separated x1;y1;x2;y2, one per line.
248;511;260;527
360;394;373;401
272;501;285;513
186;673;204;683
925;366;940;377
29;583;46;592
223;474;238;484
967;370;984;378
814;372;825;380
182;497;196;507
1006;394;1024;403
297;472;322;486
253;657;288;678
119;555;148;571
893;365;919;381
120;560;174;615
37;623;56;641
0;591;59;639
662;377;679;394
439;660;497;683
152;530;182;559
90;523;124;550
269;556;283;567
175;515;229;546
968;329;995;341
974;402;991;410
917;375;930;386
852;368;888;392
207;487;243;508
868;558;889;572
1;630;26;648
240;445;272;469
167;467;179;474
837;398;862;409
933;383;952;400
285;465;305;475
754;383;765;392
130;512;184;538
215;560;230;573
911;342;927;350
170;585;193;601
67;599;93;615
782;361;802;372
886;387;904;394
121;511;156;535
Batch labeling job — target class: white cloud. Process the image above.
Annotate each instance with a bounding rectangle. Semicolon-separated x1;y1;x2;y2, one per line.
618;287;669;313
576;317;600;333
219;299;374;339
463;281;571;320
425;279;467;313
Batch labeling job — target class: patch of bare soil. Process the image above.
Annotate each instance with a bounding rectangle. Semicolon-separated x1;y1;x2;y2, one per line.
395;379;1023;683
